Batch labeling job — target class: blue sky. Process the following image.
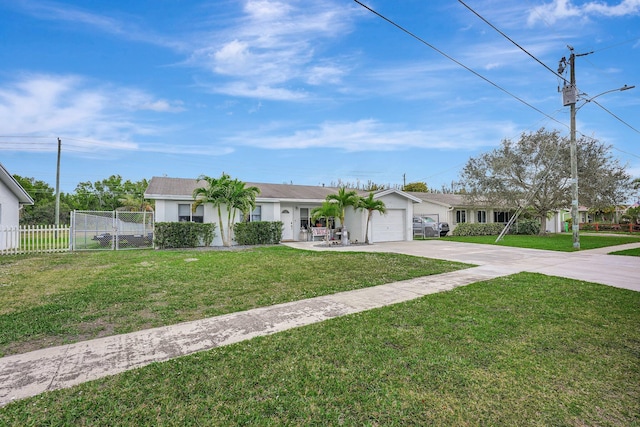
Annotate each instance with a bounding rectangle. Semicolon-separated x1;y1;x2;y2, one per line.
1;0;639;194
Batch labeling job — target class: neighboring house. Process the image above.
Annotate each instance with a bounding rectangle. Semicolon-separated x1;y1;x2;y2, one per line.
408;192;516;234
0;163;35;250
409;192;590;234
549;207;590;233
144;177;422;246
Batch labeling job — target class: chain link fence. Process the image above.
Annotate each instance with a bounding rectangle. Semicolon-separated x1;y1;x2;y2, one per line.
71;210;154;250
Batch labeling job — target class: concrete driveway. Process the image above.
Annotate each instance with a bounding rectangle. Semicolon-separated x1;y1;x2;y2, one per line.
285;239;640;292
1;239;638;407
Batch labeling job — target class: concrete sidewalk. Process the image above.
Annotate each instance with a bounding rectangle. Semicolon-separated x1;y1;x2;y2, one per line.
1;240;639;406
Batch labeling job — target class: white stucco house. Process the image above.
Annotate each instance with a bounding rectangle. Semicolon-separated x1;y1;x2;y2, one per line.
0;163;35;250
408;192;514;234
144;177;422;246
409;192;587;233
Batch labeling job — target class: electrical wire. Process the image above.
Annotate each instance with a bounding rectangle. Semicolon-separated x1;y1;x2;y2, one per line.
353;0;570;132
457;0;567;83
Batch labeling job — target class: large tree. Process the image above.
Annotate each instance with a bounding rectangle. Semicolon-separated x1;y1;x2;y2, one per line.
403;182;428;192
70;175;149;211
460;128;631;232
12;175;57;225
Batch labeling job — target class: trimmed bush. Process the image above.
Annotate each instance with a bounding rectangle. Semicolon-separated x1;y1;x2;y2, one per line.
154;222;216;249
512;219;541;235
233;221;283;245
451;223;505;236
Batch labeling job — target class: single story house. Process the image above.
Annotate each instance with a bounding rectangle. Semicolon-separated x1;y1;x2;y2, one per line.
144;177;422;246
408;192;514;233
0;163;34;250
409;192;589;233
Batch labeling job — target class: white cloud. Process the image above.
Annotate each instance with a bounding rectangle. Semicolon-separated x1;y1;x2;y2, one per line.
225;119;517;152
13;0;186;50
190;0;356;100
528;0;640;26
0;74;183;150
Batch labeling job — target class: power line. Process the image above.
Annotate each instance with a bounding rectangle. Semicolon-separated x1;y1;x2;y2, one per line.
352;0;569;131
590;99;640;134
457;0;567;83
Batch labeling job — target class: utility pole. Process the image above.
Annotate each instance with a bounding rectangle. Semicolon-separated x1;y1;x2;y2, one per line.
560;46;589;250
55;137;61;229
569;51;579;250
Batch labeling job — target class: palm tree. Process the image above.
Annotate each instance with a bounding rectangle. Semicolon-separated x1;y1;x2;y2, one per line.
225;178;260;243
193;174;260;247
358;192;386;244
193;174;233;246
326;187;359;245
116;194;153;212
311;202;341;244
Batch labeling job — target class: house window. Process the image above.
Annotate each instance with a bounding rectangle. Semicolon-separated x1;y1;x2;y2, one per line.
250;206;261;222
456;210;467;224
494;211;511;223
477;210;487;223
178;204;204;223
300;208;309;229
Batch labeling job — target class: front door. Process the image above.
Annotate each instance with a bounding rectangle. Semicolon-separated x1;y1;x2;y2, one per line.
281;207;294;240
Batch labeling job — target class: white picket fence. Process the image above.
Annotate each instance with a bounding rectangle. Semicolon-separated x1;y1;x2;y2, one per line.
0;225;71;255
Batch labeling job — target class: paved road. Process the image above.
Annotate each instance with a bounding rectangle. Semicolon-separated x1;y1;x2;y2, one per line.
1;240;639;407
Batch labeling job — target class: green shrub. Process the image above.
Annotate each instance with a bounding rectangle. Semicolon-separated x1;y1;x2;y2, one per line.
451;223;505;236
154;222;216;249
619;214;632;225
233;221;283;245
512;218;541;235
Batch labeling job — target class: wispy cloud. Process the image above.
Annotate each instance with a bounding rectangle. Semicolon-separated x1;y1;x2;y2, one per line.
10;0;186;50
0;74;183;151
528;0;640;26
225;119;517;152
189;0;357;100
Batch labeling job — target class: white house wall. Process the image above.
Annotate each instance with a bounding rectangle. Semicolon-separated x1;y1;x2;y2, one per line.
0;183;20;250
367;193;416;243
0;182;20;228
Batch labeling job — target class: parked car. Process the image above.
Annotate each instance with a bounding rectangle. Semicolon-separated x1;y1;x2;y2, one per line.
413;216;450;237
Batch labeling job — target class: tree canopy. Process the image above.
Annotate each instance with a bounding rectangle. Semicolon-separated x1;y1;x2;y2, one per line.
460;128;631;231
403;182;428;192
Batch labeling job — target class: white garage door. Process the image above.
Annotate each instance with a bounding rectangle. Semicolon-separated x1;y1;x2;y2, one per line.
371;209;405;242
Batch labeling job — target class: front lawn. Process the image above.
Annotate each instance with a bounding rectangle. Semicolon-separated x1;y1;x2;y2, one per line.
1;273;638;426
0;246;469;357
445;233;640;251
609;247;640;257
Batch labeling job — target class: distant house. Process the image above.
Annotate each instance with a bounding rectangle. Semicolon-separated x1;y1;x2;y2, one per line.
409;192;589;233
408;192;515;234
0;163;34;250
145;177;422;246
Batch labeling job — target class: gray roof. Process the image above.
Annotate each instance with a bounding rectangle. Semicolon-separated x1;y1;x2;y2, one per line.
146;176;359;201
145;176;421;203
407;192;471;208
0;163;34;205
407;192;507;209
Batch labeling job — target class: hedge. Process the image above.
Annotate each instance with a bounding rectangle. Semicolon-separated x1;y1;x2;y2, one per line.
154;222;216;249
451;223;505;236
511;218;540;235
233;221;283;245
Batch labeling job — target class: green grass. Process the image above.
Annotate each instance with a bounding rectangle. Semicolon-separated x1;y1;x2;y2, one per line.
1;273;638;426
0;246;469;356
444;233;640;251
609;247;640;256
